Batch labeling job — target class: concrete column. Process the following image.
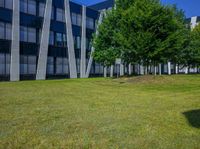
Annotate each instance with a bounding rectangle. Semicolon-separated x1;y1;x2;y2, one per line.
159;64;162;75
128;64;132;75
175;64;178;74
154;65;157;76
64;0;77;78
185;66;188;74
110;65;114;77
104;66;107;78
168;61;171;75
36;0;52;80
80;6;86;78
85;10;105;78
120;63;124;76
10;0;20;81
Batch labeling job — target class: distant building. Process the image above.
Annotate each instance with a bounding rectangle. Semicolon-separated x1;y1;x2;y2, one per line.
186;16;200;29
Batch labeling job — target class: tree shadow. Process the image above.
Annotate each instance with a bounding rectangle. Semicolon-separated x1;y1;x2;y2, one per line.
183;109;200;128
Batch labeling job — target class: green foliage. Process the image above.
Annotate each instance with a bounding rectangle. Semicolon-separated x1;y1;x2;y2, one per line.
92;0;199;68
184;24;200;68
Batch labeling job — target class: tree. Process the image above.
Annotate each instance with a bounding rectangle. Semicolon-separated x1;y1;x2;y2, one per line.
92;9;121;67
92;0;191;75
183;24;200;71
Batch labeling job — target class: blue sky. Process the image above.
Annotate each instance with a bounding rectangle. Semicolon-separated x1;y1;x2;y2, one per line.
73;0;200;18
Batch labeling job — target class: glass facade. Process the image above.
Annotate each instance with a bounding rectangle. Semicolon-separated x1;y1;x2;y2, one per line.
0;0;105;80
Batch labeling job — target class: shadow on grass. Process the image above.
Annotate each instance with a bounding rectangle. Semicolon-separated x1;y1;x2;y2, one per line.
183;109;200;128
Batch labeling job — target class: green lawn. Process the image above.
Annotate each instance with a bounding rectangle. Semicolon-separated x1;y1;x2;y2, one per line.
0;75;200;149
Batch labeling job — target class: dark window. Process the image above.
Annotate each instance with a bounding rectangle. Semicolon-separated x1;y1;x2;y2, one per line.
0;22;12;40
20;0;36;15
0;22;5;39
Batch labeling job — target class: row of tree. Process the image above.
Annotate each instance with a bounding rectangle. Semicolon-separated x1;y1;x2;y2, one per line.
92;0;200;75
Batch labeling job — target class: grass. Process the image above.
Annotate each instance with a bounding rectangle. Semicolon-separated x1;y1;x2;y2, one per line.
0;75;200;149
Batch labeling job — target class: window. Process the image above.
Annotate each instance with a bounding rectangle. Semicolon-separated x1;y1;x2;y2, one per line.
56;33;63;47
5;54;10;75
0;53;10;75
56;8;64;22
56;58;63;74
76;59;80;73
0;22;12;40
0;22;5;39
77;14;82;26
0;0;4;7
28;0;36;15
20;0;36;15
63;34;67;47
20;26;28;42
20;55;28;74
47;57;54;74
5;0;12;9
5;23;12;40
28;27;36;43
28;56;36;74
51;6;54;20
0;53;5;75
56;57;68;74
20;0;28;13
71;13;82;26
20;55;36;75
76;36;81;49
86;38;91;50
72;13;76;25
39;3;45;17
49;31;54;45
86;17;94;29
0;0;12;9
20;26;36;43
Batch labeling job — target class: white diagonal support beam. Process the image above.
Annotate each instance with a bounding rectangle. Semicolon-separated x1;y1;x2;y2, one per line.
36;0;52;80
10;0;20;81
80;6;86;78
64;0;77;78
85;10;105;78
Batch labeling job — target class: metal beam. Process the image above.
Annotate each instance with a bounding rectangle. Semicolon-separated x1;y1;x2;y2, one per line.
64;0;77;78
10;0;20;81
36;0;52;80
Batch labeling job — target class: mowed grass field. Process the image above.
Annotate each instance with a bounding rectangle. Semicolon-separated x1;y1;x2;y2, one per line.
0;75;200;149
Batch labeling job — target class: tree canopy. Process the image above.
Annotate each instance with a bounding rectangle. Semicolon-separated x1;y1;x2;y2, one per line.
92;0;199;72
